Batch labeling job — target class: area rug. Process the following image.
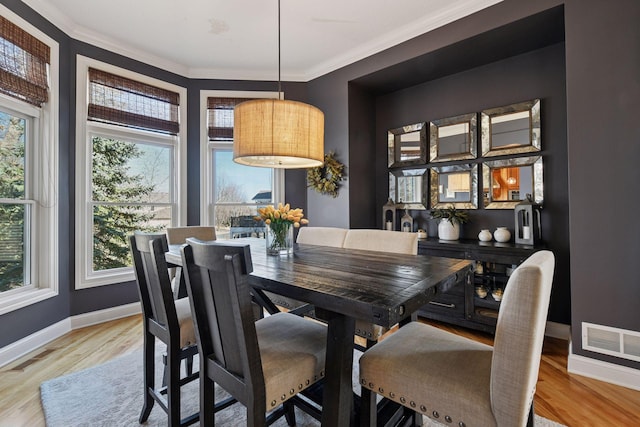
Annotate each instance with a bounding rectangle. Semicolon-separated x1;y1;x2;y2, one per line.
41;348;565;427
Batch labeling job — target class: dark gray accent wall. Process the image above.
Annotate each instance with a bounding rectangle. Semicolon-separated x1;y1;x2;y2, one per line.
564;0;640;368
372;43;569;325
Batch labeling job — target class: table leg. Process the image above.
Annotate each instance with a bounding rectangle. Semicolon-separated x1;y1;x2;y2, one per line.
315;307;356;427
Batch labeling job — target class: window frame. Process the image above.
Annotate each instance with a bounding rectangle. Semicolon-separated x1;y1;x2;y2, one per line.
199;90;284;234
75;56;187;289
0;5;59;315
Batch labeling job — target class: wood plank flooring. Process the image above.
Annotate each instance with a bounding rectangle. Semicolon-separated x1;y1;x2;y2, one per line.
0;315;639;426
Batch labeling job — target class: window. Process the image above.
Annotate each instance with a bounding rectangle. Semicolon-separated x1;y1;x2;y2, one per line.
200;91;283;239
76;57;186;288
0;6;59;314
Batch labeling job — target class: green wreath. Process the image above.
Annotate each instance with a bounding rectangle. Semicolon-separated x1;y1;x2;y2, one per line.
307;152;344;198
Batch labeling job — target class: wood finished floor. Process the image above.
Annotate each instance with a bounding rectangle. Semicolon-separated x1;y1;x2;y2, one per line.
1;314;639;426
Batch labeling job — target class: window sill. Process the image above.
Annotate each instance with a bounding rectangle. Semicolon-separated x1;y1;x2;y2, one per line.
0;287;58;316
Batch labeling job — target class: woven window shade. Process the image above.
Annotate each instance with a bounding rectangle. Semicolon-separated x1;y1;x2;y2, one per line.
0;15;50;106
88;68;180;135
207;97;253;141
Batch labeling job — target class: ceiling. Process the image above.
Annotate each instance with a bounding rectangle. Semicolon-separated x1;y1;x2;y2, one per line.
22;0;502;81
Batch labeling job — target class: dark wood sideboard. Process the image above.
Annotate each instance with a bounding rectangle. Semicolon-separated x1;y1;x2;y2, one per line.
417;238;544;333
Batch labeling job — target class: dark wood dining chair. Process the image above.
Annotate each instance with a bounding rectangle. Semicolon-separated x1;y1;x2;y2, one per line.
180;238;327;426
130;232;235;426
166;226;217;298
359;250;555;427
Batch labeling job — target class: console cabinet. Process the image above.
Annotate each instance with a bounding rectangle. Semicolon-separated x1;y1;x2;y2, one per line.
417;238;543;333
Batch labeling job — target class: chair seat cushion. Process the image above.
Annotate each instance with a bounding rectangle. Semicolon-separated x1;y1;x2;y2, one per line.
174;297;196;348
359;322;496;427
256;312;327;410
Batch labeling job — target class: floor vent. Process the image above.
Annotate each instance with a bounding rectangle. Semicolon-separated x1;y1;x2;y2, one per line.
582;322;640;362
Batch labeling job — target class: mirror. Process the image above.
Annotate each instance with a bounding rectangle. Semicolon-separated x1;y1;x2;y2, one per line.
482;156;543;209
429;164;478;209
388;123;427;167
429;112;477;162
481;99;541;157
389;168;427;210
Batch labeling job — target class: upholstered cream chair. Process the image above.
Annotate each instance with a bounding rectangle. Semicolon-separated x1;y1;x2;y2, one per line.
181;239;327;426
166;225;216;245
166;226;216;297
359;250;555;427
343;229;419;346
296;226;348;247
342;229;418;255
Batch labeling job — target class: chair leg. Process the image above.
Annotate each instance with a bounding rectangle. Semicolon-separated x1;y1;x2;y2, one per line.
360;386;377;427
167;346;181;426
185;354;194;376
139;333;155;423
283;401;296;426
526;401;535;427
200;375;216;427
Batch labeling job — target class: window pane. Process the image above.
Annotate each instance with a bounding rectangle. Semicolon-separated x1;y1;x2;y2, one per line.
92;136;171;203
0;203;27;291
214;205;265;240
213;150;272;203
0;110;26;199
92;204;170;271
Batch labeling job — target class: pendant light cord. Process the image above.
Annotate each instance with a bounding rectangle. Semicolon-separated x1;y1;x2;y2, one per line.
278;0;282;100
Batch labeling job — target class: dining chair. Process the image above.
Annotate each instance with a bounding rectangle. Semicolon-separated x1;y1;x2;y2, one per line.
359;250;555;427
129;232;201;426
180;238;327;427
166;226;216;297
296;226;348;247
343;229;419;348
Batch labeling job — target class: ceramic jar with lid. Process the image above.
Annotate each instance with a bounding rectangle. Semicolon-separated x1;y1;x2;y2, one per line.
493;227;511;243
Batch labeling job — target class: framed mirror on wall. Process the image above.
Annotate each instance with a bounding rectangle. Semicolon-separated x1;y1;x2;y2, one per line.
429;112;477;162
482;155;543;209
388;123;427;168
481;99;541;157
429;164;478;209
389;168;427;210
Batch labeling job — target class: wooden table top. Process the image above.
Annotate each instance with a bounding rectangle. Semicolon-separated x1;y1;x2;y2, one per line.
168;238;473;328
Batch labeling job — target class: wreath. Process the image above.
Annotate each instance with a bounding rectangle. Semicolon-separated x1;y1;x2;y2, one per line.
307;152;344;198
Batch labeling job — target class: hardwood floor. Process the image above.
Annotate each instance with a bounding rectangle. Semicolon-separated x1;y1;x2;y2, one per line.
1;314;639;426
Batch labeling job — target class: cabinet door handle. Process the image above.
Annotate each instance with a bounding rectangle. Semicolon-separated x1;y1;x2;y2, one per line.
428;301;456;309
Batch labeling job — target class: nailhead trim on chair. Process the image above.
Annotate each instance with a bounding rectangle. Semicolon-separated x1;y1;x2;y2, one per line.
361;378;466;427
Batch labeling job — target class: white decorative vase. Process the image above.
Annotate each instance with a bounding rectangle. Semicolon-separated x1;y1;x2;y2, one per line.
438;219;460;241
493;227;511;243
478;229;492;242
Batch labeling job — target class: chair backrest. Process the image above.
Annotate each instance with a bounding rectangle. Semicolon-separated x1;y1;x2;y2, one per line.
342;229;418;255
490;250;555;426
130;232;179;332
180;238;264;405
296;226;348;247
166;226;216;245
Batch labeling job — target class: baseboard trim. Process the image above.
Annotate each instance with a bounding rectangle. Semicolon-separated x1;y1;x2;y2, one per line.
0;318;71;368
0;303;141;368
69;302;140;329
545;321;570;340
568;343;640;391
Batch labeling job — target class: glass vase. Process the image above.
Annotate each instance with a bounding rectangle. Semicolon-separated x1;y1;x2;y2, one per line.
266;221;294;256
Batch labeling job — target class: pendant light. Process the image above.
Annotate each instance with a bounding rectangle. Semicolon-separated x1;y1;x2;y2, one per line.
233;0;324;168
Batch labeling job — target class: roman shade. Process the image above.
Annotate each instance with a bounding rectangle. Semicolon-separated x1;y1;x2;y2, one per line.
0;15;50;106
88;68;179;134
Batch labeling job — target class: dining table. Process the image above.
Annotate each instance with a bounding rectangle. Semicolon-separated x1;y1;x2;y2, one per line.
166;237;473;427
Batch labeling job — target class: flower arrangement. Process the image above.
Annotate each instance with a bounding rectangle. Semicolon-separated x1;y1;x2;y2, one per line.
255;203;309;255
307;151;344;198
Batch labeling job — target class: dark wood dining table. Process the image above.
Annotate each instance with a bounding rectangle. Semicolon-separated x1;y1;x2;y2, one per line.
167;238;473;427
